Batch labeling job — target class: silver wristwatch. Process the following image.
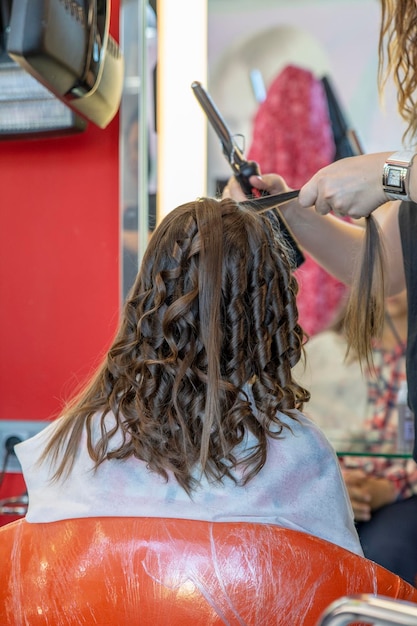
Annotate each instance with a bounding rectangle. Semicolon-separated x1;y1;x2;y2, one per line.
382;150;416;201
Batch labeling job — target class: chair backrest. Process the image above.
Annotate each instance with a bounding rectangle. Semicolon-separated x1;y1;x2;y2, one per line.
1;517;417;626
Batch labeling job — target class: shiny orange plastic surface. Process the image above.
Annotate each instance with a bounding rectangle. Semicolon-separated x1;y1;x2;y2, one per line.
1;517;416;625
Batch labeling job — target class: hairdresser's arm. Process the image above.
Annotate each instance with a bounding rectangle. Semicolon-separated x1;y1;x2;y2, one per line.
295;151;410;295
224;171;406;295
300;153;388;218
224;173;366;287
300;151;417;217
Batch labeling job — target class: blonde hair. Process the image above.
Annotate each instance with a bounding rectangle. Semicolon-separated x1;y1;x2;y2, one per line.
337;0;414;367
379;0;417;144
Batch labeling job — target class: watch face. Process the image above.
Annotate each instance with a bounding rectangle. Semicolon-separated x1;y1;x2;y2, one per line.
387;166;403;188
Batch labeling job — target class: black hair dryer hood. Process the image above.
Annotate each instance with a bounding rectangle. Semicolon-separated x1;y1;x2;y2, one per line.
6;0;124;128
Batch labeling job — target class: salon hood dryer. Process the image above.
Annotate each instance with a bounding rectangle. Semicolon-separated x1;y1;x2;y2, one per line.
5;0;124;128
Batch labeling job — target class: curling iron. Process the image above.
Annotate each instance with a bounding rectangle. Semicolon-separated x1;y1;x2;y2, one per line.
191;80;304;267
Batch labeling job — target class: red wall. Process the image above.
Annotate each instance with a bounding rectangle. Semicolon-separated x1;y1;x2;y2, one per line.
0;1;121;518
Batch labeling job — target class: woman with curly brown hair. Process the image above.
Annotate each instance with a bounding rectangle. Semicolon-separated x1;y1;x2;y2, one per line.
14;197;361;555
226;0;417;463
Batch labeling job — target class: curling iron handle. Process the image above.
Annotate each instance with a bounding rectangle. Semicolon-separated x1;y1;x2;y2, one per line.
236;165;305;268
235;160;261;196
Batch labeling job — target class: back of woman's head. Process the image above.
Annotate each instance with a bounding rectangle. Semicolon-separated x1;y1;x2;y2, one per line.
124;197;305;399
46;197;309;492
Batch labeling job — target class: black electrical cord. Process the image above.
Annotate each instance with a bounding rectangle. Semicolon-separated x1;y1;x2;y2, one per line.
0;436;22;489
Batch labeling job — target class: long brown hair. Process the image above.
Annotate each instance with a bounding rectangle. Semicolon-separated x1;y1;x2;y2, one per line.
343;216;386;370
41;198;309;493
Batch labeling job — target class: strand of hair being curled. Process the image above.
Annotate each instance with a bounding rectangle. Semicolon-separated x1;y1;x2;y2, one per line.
342;215;386;371
39;197;309;494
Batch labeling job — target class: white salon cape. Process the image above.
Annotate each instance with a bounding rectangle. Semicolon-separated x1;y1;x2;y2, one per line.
15;408;363;557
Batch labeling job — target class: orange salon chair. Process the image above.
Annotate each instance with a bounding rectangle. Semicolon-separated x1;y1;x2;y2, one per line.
1;517;417;626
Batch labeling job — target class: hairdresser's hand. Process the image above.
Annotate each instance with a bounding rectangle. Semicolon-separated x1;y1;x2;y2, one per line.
342;468;372;521
222;173;290;201
299;153;390;219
